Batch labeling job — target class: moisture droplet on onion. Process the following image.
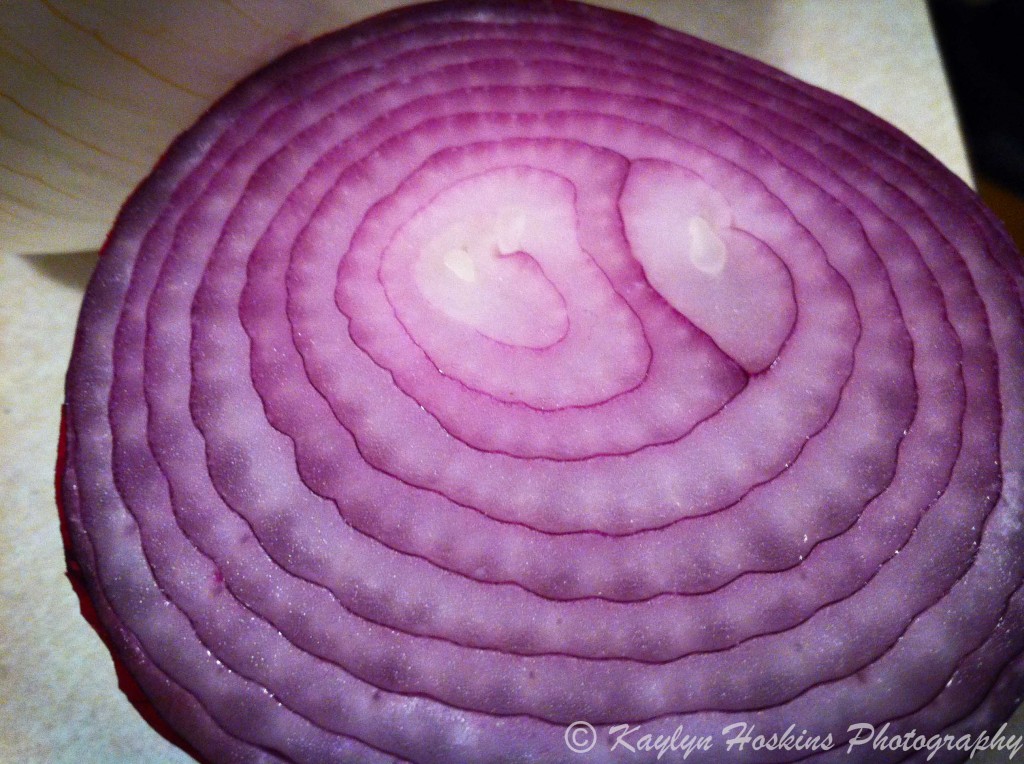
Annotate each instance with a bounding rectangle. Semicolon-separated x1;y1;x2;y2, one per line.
59;2;1024;762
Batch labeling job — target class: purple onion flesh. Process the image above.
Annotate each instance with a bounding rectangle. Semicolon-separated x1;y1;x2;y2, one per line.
60;2;1024;762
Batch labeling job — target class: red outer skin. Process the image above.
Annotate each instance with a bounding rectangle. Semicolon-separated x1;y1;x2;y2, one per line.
50;7;327;755
55;404;210;764
54;110;216;758
49;7;314;752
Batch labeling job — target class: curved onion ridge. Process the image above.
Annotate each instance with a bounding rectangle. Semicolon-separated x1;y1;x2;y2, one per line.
61;2;1024;762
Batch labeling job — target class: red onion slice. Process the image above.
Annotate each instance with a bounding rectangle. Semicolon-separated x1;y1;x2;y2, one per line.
60;2;1024;762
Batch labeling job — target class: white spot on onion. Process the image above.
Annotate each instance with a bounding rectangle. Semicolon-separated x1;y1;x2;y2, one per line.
443;247;475;282
687;216;727;275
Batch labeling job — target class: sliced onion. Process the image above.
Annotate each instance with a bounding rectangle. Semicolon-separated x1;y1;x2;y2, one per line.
60;2;1024;762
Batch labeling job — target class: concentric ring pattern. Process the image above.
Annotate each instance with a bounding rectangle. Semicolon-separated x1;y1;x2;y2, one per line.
60;2;1024;762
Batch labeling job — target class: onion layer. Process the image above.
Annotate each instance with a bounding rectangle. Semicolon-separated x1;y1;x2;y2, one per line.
61;2;1024;762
